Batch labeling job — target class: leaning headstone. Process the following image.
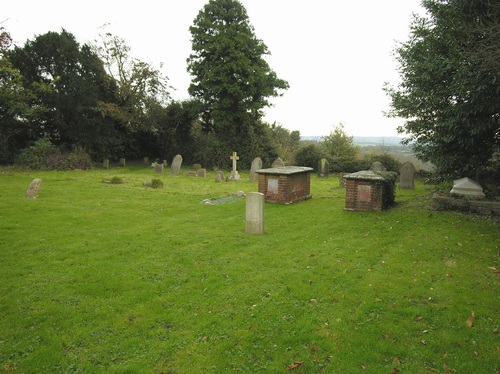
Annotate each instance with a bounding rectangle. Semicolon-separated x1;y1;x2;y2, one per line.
370;161;386;172
197;168;207;178
120;158;126;167
215;171;225;182
154;163;164;174
450;177;485;199
246;192;265;234
229;151;240;181
25;178;42;199
103;159;110;169
170;154;183;175
317;158;329;178
249;157;263;182
399;161;416;189
272;157;285;168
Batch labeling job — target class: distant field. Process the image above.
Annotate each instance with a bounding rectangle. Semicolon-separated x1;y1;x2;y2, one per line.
0;167;498;373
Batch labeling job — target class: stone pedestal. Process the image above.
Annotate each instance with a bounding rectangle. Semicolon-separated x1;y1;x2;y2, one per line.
246;192;265;234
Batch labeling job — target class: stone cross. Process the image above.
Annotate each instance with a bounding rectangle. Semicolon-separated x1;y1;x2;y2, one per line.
230;152;239;172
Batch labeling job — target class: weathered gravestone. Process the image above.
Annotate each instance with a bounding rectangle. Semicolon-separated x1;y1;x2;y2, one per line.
154;163;164;174
370;161;386;172
170;154;183;175
193;164;202;170
25;178;42;199
249;157;263;182
215;171;225;182
272;157;285;168
103;159;110;169
399;161;416;189
246;192;265;234
450;177;485;199
229;151;240;181
197;168;207;178
317;158;329;178
143;157;150;165
120;158;126;167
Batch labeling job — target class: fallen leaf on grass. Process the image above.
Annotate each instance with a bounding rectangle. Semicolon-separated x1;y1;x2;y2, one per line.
466;311;475;328
415;316;424;322
287;361;304;370
421;340;427;345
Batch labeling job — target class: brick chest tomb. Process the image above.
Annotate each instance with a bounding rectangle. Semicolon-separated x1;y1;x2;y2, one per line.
256;166;313;204
344;170;395;211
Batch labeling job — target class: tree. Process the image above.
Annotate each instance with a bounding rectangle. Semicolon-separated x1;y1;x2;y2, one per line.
321;124;360;169
92;28;171;133
187;0;289;159
8;29;123;159
385;0;500;180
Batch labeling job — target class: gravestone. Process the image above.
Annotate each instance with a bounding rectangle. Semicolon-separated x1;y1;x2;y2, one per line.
197;168;207;178
193;163;202;170
249;157;263;182
272;157;285;168
215;171;225;182
229;151;240;181
450;177;485;199
25;178;42;199
399;161;416;189
103;159;110;169
120;158;126;167
163;160;168;167
246;192;265;234
370;161;386;172
143;157;150;165
154;163;164;174
317;158;329;178
170;154;183;175
339;172;348;188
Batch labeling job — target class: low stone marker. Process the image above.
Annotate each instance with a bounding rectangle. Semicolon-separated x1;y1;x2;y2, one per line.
103;159;110;169
25;178;42;199
246;192;265;234
370;161;386;172
154;163;164;174
317;158;329;178
120;158;126;167
215;171;225;182
197;168;207;178
193;163;202;170
170;154;183;175
143;157;150;165
272;157;285;168
450;177;485;199
399;161;416;189
249;157;262;182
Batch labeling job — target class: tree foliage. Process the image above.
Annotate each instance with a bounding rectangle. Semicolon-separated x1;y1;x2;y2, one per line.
187;0;289;147
321;124;360;167
385;0;500;180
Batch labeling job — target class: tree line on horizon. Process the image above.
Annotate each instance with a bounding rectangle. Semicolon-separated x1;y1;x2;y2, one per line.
1;0;498;186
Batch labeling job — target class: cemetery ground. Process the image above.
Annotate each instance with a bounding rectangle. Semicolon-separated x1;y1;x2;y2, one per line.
0;167;498;373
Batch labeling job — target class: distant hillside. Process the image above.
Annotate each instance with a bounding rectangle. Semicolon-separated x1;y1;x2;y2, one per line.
301;136;404;146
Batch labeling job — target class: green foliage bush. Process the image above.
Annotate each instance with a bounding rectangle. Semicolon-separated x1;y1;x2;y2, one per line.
151;179;163;189
365;152;402;172
110;177;124;184
15;139;93;170
294;144;325;169
375;171;398;209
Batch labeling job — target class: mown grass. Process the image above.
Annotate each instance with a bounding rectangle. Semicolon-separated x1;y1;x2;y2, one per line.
0;167;498;373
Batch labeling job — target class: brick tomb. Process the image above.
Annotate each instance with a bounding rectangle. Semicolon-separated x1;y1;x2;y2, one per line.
344;170;396;211
256;166;313;204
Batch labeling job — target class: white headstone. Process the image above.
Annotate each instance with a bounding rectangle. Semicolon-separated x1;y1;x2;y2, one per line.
450;177;485;199
249;157;263;181
246;192;265;234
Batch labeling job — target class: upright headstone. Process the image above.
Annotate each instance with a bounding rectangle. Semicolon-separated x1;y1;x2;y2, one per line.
399;161;416;189
215;171;225;182
163;160;168;167
370;161;386;172
246;192;265;234
197;168;207;178
170;154;183;175
103;159;110;169
154;163;164;174
249;157;263;182
272;157;285;168
120;158;126;167
143;157;150;165
229;151;240;181
193;164;202;170
317;158;329;178
25;178;42;199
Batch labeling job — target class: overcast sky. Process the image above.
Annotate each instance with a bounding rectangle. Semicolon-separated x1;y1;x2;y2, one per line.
3;0;424;137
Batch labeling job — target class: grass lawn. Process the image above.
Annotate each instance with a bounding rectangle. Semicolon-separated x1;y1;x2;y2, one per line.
0;166;498;373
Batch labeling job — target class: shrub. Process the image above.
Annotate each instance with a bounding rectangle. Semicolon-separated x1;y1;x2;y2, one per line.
110;177;124;184
294;144;326;169
151;179;164;189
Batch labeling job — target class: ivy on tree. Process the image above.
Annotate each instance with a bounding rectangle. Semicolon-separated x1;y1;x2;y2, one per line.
385;0;500;180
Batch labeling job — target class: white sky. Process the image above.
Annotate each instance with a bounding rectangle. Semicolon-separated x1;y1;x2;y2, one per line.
3;0;423;137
